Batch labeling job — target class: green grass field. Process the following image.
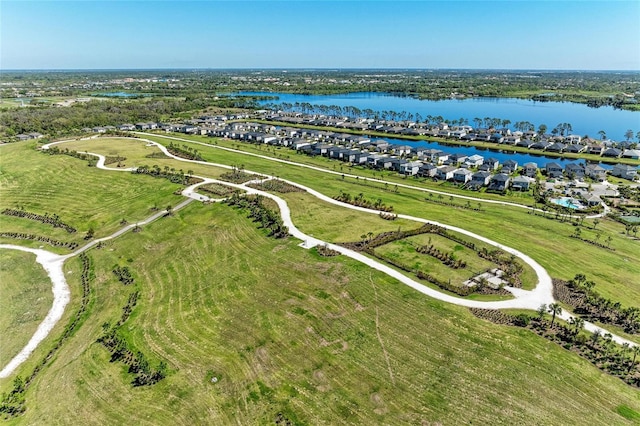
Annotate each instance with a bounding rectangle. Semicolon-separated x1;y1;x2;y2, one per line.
140;134;640;308
4;202;640;425
376;233;501;284
57;137;231;179
0;250;52;367
0;141;186;250
2;136;640;424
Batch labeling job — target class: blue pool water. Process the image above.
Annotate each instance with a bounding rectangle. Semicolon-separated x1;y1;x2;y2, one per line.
551;197;581;209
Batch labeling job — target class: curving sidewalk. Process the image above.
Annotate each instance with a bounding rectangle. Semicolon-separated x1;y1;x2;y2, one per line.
1;135;633;377
0;246;69;379
137;132;611;219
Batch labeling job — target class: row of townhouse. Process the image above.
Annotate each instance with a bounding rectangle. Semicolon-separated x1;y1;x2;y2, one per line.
258;111;638;156
208;120;639;183
544;162;637;181
91;117;637;183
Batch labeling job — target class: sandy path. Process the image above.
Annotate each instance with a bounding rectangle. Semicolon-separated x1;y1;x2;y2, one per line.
0;246;69;378
2;135;631;377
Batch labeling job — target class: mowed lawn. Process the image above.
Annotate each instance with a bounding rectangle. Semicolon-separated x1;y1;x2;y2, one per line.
58;137;231;179
0;141;185;249
0;250;52;368
7;202;640;425
375;233;499;285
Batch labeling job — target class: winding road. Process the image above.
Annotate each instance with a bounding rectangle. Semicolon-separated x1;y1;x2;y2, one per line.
0;136;634;378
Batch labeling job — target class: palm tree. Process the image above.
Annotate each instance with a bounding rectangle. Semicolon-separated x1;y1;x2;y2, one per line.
597;130;606;140
624;129;634;141
569;316;584;336
628;346;640;373
592;218;600;230
538;124;547;136
548;303;562;328
537;304;547;320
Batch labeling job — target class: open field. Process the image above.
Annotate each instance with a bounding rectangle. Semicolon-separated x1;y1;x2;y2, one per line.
0;250;52;368
56;137;231;179
140;134;640;309
376;234;505;285
3;202;640;425
0;141;186;249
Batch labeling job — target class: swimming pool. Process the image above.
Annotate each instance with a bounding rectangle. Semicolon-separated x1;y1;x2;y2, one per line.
551;197;582;210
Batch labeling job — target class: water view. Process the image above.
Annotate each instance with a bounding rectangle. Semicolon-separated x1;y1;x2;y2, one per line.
380;136;614;169
244;91;640;141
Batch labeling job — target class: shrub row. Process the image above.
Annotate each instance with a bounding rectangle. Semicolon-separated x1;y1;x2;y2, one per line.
424;196;482;211
333;191;393;212
219;166;263;184
97;327;167;387
2;208;76;233
112;265;134;285
416;244;466;269
224;193;289;239
132;164;202;185
316;244;341;257
378;212;398;220
97;287;167;387
198;183;240;197
103;155;126;165
569;235;616;251
369;249;475;296
41;146;97;166
0;232;78;250
246;179;305;193
167;142;204;161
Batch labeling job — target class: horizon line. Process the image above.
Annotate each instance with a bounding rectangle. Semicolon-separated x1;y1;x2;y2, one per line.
2;67;640;73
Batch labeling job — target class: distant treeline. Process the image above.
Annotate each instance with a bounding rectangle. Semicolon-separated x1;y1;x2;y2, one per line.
0;96;260;137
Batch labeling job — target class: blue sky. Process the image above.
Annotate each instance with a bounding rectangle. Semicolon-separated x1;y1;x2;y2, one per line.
2;1;639;70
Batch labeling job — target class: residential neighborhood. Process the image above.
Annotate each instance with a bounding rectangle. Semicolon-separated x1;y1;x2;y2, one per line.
84;110;640;195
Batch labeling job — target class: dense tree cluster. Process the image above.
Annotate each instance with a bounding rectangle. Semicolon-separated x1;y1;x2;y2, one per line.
554;275;640;334
0;95;260;138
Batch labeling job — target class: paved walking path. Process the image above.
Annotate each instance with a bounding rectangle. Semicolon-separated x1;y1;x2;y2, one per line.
137;132;610;219
0;135;633;378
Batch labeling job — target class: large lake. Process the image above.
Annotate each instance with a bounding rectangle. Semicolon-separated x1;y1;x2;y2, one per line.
239;91;640;169
243;91;639;142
